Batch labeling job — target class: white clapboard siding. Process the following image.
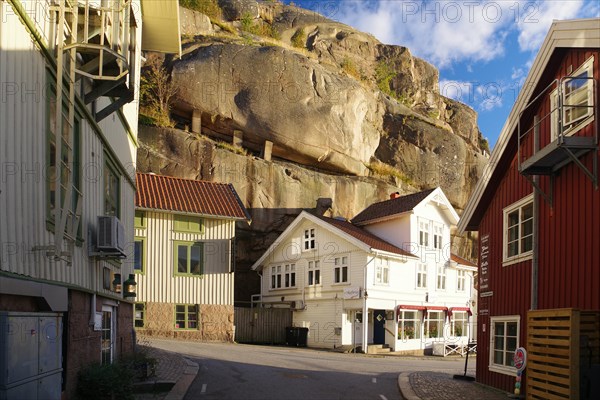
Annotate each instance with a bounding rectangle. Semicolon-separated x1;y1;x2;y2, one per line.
135;211;235;305
293;299;345;348
0;0;136;295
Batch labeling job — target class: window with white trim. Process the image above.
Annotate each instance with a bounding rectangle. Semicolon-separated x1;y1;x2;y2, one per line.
550;57;594;140
425;311;445;339
334;256;348;283
490;316;520;375
271;265;282;289
307;260;320;286
433;224;443;250
419;219;430;248
284;264;296;288
398;311;421;340
416;264;427;288
503;195;534;264
457;270;466;292
436;264;446;290
451;311;468;337
303;228;315;250
375;259;389;285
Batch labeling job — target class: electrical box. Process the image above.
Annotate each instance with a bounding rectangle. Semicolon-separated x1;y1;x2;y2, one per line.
0;312;63;400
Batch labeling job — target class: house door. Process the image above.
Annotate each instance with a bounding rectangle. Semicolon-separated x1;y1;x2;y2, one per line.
373;310;386;344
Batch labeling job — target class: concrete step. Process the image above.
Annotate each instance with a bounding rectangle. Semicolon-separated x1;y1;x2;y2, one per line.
367;344;391;354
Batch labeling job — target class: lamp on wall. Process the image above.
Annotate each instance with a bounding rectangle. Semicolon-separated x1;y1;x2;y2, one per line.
112;273;122;294
123;274;137;298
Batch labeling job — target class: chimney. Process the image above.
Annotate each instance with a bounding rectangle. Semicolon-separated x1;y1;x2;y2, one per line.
390;192;400;199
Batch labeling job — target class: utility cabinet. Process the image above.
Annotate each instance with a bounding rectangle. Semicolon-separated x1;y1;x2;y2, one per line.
0;312;63;400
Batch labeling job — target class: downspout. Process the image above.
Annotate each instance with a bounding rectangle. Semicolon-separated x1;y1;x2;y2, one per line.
89;260;97;327
531;116;540;310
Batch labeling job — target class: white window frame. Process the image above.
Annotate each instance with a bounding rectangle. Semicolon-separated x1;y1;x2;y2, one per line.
489;315;520;376
433;224;443;250
550;57;595;141
416;263;427;289
503;194;534;266
334;256;349;284
303;228;316;251
457;269;466;292
284;264;296;288
436;264;446;290
424;311;445;339
397;310;422;340
375;259;389;285
271;265;282;289
562;56;595;134
419;219;430;248
451;311;468;337
307;260;321;286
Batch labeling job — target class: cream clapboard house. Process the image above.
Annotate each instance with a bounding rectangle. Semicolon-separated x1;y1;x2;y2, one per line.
133;173;250;341
252;188;476;354
0;1;180;398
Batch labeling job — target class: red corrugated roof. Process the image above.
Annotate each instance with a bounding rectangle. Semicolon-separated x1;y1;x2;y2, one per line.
352;188;436;225
319;216;415;258
451;253;476;267
135;173;249;220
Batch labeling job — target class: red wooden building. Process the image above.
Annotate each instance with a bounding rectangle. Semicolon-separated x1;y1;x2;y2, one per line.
458;18;600;395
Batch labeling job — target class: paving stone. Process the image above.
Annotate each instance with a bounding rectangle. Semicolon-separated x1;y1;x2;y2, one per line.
409;372;511;400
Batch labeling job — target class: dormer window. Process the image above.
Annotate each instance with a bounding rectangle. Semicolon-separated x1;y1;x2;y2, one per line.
304;228;316;250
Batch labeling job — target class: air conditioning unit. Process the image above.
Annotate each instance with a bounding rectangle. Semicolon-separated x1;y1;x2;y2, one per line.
97;216;125;253
290;300;305;311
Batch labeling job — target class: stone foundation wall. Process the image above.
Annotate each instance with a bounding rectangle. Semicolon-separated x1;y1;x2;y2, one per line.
137;302;234;342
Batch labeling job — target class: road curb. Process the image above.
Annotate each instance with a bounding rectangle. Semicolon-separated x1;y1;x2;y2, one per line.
398;372;421;400
163;357;199;400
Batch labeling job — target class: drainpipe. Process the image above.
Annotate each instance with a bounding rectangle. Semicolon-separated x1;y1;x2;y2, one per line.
89;260;97;327
531;116;540;310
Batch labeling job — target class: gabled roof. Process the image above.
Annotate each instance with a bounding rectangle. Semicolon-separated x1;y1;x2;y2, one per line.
458;18;600;233
351;187;459;226
319;216;414;257
251;211;417;271
135;173;250;220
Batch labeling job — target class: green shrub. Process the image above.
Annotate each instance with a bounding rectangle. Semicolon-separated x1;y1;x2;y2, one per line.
76;362;134;400
366;161;414;185
240;13;281;39
341;57;360;80
291;27;306;48
375;60;396;97
139;58;178;128
180;0;222;20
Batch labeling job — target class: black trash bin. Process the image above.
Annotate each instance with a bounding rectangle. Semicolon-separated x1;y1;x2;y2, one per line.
296;327;308;347
285;327;309;347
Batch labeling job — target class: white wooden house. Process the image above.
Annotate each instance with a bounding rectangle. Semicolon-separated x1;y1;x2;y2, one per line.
133;173;250;341
0;1;180;398
251;188;476;354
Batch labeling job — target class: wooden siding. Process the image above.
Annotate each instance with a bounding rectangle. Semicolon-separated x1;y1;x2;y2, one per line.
476;48;600;393
0;2;136;295
135;211;235;305
234;307;292;344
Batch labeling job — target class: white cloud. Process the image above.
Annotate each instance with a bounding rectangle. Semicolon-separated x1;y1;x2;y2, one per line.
516;1;585;52
335;1;516;68
439;79;507;112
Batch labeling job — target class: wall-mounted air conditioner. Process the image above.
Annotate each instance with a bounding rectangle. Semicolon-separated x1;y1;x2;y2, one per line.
290;300;305;311
97;216;125;253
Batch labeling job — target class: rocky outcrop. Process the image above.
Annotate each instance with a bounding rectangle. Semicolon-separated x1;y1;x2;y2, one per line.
140;4;487;297
171;44;383;176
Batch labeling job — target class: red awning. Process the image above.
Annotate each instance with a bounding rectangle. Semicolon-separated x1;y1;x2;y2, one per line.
449;307;472;317
426;306;449;312
396;305;427;312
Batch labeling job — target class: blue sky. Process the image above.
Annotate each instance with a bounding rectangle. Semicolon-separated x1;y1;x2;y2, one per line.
286;0;599;149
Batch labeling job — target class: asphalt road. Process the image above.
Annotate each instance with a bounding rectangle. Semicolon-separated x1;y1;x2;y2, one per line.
147;340;476;400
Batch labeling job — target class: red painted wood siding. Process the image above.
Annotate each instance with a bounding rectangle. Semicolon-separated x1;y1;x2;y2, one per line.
476;48;600;393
